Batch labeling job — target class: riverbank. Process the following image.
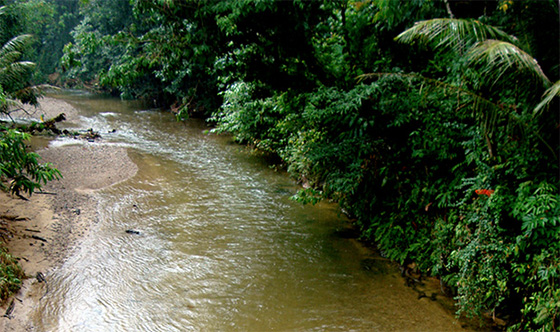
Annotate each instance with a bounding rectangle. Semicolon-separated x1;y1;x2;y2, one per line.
0;96;138;331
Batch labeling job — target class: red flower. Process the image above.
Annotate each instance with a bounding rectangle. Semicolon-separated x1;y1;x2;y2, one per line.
475;189;495;197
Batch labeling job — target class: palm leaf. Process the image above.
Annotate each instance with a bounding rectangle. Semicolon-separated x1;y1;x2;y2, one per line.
0;34;40;113
534;80;560;115
0;35;33;59
0;61;36;87
0;50;23;68
0;35;35;90
466;40;552;89
395;18;518;55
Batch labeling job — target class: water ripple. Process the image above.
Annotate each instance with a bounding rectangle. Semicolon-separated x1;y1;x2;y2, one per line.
34;94;466;332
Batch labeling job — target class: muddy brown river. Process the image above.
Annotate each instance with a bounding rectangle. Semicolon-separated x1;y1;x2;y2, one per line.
32;92;467;331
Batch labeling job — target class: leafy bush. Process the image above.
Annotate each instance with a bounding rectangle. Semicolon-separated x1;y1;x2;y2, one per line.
0;127;61;197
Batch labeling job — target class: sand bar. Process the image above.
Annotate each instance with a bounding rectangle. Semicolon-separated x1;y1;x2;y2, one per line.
0;96;138;331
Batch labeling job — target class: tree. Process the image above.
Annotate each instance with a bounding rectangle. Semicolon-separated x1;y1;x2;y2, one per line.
391;17;559;329
0;5;61;198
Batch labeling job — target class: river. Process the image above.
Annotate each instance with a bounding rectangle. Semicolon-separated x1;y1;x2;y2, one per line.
32;92;467;331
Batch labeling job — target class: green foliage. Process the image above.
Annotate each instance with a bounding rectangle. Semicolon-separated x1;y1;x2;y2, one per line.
61;0;133;86
58;0;559;329
0;0;81;83
0;247;24;302
0;33;38;108
211;6;559;329
0;127;61;197
509;181;560;331
0;3;61;199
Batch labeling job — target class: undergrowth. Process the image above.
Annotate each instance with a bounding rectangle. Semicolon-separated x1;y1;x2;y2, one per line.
0;247;24;303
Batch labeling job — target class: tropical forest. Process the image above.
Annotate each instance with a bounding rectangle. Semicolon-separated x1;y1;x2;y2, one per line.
0;0;558;331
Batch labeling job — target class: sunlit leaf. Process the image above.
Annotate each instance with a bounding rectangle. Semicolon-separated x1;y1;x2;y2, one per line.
534;80;560;115
466;39;551;89
395;18;517;54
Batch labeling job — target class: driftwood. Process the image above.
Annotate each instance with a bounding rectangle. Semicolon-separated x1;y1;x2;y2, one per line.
2;113;102;142
39;113;66;134
35;191;57;196
31;235;47;242
2;299;14;319
2;113;67;135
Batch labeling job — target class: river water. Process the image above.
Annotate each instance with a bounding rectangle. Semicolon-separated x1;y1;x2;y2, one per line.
32;92;466;331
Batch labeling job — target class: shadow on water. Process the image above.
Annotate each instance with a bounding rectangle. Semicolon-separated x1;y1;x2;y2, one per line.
33;92;473;331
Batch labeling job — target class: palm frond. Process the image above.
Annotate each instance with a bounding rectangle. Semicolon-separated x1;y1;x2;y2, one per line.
0;33;40;113
466;40;551;89
0;36;34;86
0;61;36;87
0;35;33;59
534;80;560;115
0;50;23;68
395;18;517;54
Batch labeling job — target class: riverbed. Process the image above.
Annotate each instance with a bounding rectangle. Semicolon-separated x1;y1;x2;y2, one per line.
21;92;467;331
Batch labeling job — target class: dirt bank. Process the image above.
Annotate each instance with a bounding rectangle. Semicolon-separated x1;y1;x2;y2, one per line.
0;96;138;331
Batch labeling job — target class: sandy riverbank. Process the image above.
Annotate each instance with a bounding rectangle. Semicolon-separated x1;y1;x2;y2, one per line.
0;96;138;331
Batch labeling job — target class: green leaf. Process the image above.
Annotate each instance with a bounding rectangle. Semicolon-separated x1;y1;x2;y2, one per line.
534;80;560;115
395;18;517;55
466;40;551;89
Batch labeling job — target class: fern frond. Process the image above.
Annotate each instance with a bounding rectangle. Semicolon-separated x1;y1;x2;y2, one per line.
395;18;517;55
534;80;560;115
467;40;551;89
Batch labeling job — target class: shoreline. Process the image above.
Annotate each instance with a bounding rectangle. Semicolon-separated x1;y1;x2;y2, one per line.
0;96;138;331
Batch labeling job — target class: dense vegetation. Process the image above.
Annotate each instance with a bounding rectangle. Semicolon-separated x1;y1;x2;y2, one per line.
2;0;559;329
0;0;64;303
0;1;62;198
